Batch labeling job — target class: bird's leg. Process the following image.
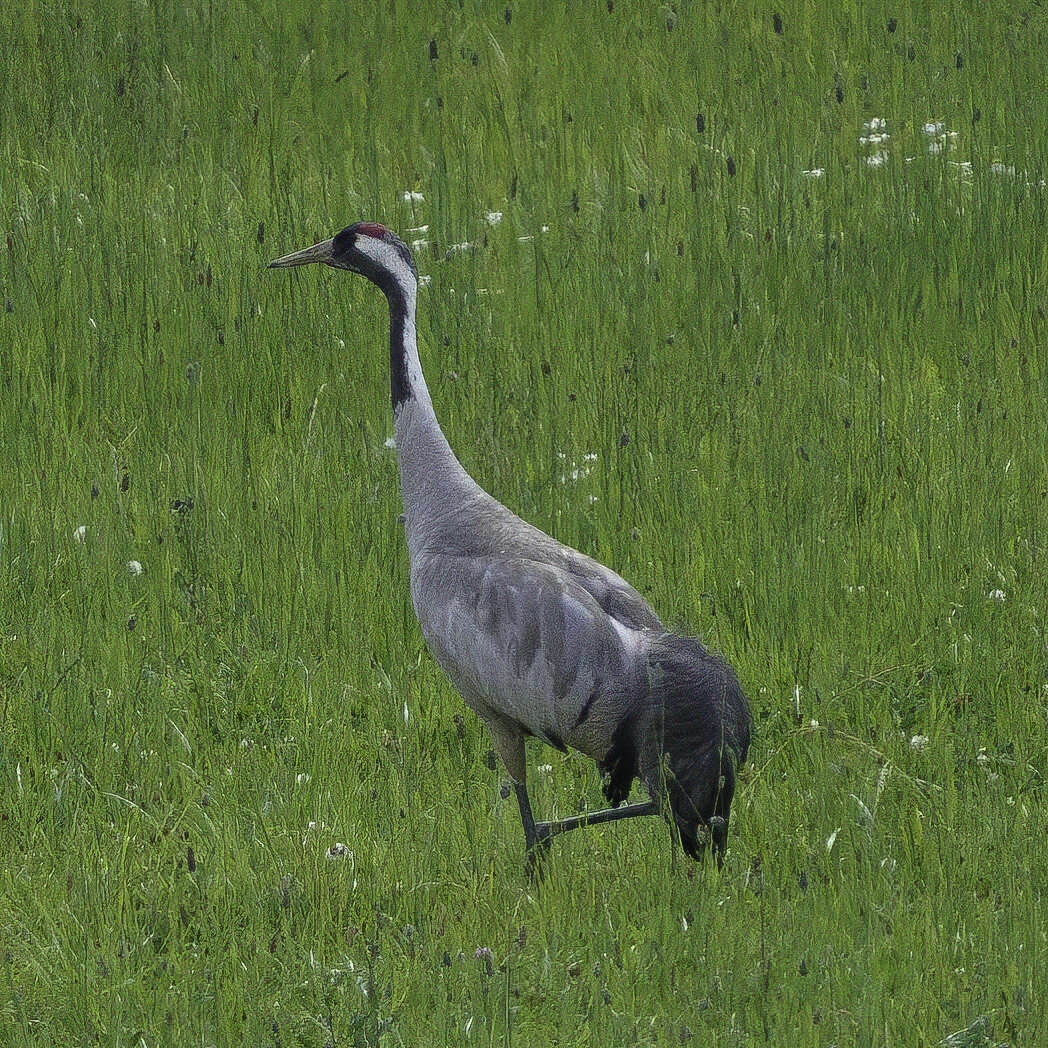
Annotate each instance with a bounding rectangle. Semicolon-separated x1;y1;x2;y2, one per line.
535;800;659;841
489;725;552;875
513;781;552;877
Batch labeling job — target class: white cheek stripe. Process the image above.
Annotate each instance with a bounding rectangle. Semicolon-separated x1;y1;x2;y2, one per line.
357;237;417;300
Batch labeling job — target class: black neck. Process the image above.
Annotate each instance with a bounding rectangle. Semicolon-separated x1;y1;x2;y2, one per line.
386;285;412;412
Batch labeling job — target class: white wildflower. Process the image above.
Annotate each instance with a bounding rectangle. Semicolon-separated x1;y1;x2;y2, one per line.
73;525;87;543
922;122;944;136
865;152;888;167
401;191;425;203
383;436;396;450
127;559;143;576
801;168;825;179
418;274;432;288
326;843;350;860
296;772;311;785
864;117;886;131
411;239;429;252
988;589;1006;602
910;734;929;753
485;211;503;225
990;162;1015;177
536;764;553;775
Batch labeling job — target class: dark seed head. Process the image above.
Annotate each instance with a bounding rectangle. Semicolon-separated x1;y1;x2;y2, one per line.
429;39;438;61
887;17;897;32
773;12;783;33
726;156;736;176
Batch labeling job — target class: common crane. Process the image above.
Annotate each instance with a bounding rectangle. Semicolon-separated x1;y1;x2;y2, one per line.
270;222;751;872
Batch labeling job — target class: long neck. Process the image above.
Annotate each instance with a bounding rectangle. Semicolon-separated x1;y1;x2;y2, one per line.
385;282;481;547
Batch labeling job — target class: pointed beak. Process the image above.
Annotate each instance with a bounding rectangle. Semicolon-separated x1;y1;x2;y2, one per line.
268;238;335;269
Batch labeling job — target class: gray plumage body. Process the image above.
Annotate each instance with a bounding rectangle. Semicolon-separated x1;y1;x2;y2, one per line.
271;222;751;868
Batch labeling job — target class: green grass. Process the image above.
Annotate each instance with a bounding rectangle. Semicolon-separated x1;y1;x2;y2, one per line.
1;0;1047;1043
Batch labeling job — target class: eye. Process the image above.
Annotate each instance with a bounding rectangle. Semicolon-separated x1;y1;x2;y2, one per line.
332;227;357;257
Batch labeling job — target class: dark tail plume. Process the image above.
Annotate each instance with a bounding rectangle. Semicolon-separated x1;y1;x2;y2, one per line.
637;633;751;863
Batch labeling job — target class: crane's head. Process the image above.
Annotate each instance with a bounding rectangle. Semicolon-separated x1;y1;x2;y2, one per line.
269;222;418;298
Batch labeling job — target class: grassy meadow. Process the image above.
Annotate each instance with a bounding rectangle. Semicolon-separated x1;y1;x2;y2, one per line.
2;0;1047;1043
